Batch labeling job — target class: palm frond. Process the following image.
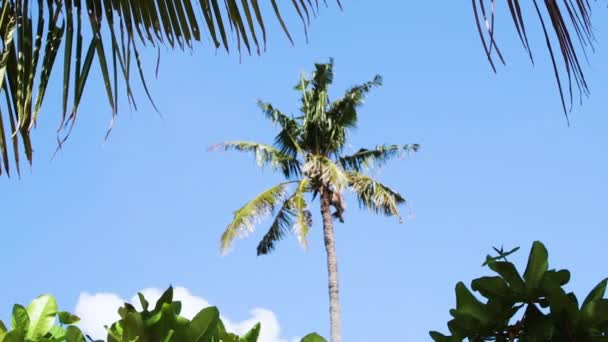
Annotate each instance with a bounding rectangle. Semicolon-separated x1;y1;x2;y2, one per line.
209;141;300;178
327;74;382;131
302;155;348;191
291;179;312;247
339;144;420;172
220;181;294;253
257;100;302;157
255;196;295;256
0;0;340;177
475;0;594;119
257;179;311;255
347;171;406;222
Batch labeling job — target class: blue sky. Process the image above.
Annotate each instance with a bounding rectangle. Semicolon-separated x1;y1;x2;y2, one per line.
3;1;608;341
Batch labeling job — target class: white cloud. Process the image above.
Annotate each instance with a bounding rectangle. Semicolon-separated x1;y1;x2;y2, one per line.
74;292;124;340
74;287;294;342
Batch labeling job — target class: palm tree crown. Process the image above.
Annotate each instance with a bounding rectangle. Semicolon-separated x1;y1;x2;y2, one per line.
214;60;418;342
214;60;418;254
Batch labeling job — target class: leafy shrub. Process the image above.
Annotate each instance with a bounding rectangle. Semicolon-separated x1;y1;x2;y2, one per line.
431;241;608;341
0;287;327;342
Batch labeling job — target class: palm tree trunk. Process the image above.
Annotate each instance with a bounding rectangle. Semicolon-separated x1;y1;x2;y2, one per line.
320;188;342;342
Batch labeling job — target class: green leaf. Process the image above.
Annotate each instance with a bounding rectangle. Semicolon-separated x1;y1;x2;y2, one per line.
188;306;219;341
239;322;260;342
300;333;327;342
582;278;608;311
137;293;149;312
26;295;58;340
58;311;80;325
580;278;608;325
154;287;174;311
523;241;549;294
0;320;6;341
1;328;24;342
65;326;85;342
429;331;461;342
454;282;489;326
487;261;526;294
48;325;66;339
10;305;29;331
121;311;145;342
471;276;512;300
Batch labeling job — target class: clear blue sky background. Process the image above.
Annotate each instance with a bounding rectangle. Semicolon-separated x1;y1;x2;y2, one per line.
2;1;608;340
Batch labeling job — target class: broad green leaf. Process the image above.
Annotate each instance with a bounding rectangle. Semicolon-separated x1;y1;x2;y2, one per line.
582;278;608;311
26;295;58;339
188;306;219;341
58;311;80;325
1;328;24;342
239;322;260;342
300;333;328;342
65;326;85;342
471;276;511;300
10;305;29;331
487;261;525;294
121;311;145;342
581;278;608;325
523;241;549;294
455;283;487;322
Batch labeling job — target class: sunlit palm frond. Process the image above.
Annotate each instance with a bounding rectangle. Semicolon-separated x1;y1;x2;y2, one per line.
220;181;293;253
210;141;300;178
291;179;312;247
347;171;406;222
256;179;311;255
0;0;340;177
339;144;420;172
475;0;594;119
257;100;302;157
302;155;348;191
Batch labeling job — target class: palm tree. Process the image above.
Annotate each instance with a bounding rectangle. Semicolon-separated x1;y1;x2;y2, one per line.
0;1;597;177
213;60;419;342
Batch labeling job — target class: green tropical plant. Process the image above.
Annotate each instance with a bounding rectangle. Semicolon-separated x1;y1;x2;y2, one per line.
105;286;260;342
431;241;608;342
0;286;328;342
0;293;86;342
213;59;418;342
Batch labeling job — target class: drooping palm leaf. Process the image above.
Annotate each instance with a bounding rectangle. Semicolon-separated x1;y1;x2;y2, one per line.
0;0;340;177
347;171;406;222
339;144;419;172
220;181;295;253
256;179;311;255
475;0;594;119
256;196;296;256
209;140;300;178
290;179;312;247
